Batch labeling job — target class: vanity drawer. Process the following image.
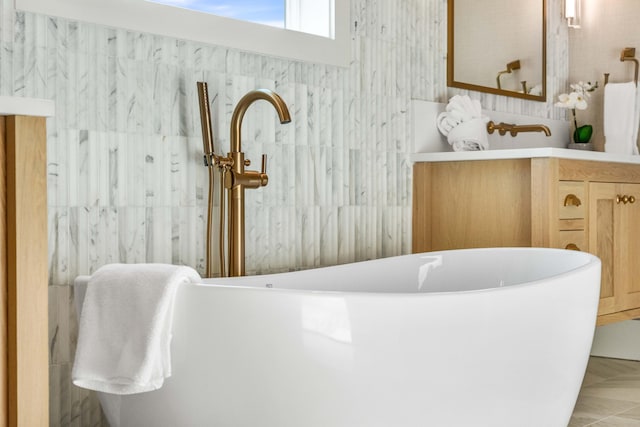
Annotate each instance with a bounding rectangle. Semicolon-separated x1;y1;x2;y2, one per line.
558;181;586;219
557;230;587;252
558;218;585;231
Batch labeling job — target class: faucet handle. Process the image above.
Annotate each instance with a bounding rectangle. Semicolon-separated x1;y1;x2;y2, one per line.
240;155;269;189
260;154;268;186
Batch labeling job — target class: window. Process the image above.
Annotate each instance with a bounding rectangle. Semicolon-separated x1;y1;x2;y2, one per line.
146;1;287;30
16;0;349;66
145;0;334;38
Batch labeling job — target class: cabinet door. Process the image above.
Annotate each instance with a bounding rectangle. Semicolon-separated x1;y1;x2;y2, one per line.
618;183;640;311
589;182;640;315
589;182;618;314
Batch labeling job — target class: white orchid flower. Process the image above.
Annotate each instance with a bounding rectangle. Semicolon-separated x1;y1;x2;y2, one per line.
555;81;598;140
570;92;588;110
555;93;572;108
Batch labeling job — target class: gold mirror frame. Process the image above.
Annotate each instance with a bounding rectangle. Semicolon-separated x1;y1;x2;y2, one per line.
447;0;547;102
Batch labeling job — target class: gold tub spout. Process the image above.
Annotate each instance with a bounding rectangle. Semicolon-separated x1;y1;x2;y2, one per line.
231;89;291;153
486;121;551;137
228;89;291;276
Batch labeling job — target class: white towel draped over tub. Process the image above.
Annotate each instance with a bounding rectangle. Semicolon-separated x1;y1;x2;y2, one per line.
72;263;201;395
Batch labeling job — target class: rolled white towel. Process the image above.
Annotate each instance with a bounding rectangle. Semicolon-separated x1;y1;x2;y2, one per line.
447;117;489;151
457;95;481;118
436;111;460;136
436;95;485;138
447;95;483;120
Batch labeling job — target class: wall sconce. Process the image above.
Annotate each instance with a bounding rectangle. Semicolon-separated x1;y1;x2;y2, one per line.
565;0;581;28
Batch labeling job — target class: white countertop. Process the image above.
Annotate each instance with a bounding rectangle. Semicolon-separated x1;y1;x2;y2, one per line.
0;96;55;117
411;148;640;165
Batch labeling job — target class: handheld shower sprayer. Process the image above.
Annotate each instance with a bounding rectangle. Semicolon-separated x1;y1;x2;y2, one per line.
197;82;215;166
197;81;227;278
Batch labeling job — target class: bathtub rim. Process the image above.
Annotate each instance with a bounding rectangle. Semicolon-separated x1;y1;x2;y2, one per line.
73;247;600;298
179;247;601;297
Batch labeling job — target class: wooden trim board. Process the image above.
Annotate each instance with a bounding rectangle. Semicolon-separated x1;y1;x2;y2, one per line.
6;116;48;427
0;116;6;427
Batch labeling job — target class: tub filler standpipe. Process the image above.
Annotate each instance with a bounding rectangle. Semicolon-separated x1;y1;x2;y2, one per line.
197;83;291;277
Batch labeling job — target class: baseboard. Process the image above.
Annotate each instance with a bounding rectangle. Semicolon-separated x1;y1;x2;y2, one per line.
591;319;640;361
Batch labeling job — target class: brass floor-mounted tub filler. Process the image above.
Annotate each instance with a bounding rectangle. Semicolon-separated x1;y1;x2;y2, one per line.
197;82;291;277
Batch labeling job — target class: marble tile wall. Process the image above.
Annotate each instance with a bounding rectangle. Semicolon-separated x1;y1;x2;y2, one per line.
0;0;567;425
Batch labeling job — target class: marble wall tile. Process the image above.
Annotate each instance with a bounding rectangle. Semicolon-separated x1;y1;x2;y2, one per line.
48;285;71;364
49;363;71;426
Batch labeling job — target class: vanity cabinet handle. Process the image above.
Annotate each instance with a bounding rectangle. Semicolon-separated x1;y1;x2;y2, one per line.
565;243;581;251
564;194;582;207
616;195;636;204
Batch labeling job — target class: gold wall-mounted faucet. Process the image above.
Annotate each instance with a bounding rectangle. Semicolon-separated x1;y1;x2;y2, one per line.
486;120;551;137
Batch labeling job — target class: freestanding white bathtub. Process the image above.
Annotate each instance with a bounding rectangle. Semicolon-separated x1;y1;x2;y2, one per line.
74;247;601;427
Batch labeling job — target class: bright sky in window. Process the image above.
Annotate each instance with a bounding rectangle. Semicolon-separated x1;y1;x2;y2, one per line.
147;0;285;28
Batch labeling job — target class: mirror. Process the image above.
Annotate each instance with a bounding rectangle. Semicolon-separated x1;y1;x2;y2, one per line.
447;0;547;102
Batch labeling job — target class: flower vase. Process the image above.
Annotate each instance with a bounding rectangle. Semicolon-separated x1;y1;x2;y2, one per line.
567;124;594;150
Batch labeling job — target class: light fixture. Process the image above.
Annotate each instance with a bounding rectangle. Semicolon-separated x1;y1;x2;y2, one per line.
565;0;581;28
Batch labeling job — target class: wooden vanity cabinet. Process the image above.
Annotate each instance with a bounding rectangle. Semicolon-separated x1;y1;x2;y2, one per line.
412;157;640;326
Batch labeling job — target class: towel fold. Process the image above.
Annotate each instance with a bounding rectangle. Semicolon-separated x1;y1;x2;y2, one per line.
604;81;639;155
72;263;201;395
447;117;489;151
436;95;489;151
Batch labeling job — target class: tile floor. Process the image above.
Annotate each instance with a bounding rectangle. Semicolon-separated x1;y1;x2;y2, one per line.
571;357;640;426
